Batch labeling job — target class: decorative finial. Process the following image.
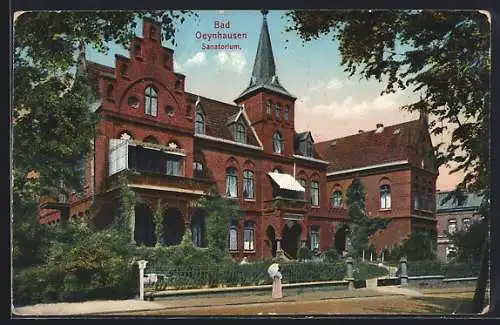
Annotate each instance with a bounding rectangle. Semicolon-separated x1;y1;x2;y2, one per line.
261;9;269;17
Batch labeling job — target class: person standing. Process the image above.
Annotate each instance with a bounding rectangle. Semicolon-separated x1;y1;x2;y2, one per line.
268;263;283;299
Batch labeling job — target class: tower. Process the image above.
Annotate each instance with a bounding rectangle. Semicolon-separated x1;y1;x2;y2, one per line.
235;10;296;157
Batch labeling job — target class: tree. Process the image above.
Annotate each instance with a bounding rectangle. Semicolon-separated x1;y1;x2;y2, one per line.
448;218;488;263
12;11;195;268
345;178;391;257
195;187;240;263
285;10;490;313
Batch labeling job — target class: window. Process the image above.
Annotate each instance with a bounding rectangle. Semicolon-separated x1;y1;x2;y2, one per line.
165;105;174;117
243;170;254;199
266;100;272;115
462;218;471;231
298;178;307;200
119;132;133;140
446;244;457;259
331;190;342;208
275;103;281;120
310;226;320;251
310;181;319;206
414;190;420;210
195;107;205;134
380;184;391;209
193;161;203;177
284;105;289;121
166;159;180;176
273;131;283;154
106;84;114;98
226;167;238;198
305;140;313;157
144;86;158;116
447;219;457;234
229;219;238;251
244;221;255;251
235;122;246;143
128;96;139;108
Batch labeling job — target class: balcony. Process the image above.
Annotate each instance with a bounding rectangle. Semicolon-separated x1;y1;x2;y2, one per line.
106;169;214;195
264;196;308;212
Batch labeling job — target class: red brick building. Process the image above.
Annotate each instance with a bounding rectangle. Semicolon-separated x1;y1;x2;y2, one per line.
38;12;438;260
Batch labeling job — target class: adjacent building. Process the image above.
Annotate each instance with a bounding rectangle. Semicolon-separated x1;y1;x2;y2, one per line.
38;11;438;261
435;190;483;262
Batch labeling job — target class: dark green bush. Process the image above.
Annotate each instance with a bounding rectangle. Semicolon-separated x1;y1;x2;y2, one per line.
297;247;314;261
406;260;480;278
323;247;341;262
355;262;389;280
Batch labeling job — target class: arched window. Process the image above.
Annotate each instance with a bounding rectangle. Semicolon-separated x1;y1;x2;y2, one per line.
298;178;307;200
236;122;246;143
195;107;205;134
310;181;320;206
331;190;342;208
380;184;391;209
144;86;158;116
243;170;254;199
229;218;238;251
272;131;283;154
243;221;255;251
226;167;238;198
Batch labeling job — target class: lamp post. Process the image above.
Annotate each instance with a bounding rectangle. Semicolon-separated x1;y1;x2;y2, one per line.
137;260;148;300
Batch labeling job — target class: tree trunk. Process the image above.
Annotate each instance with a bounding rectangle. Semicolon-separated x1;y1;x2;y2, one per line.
471;236;489;313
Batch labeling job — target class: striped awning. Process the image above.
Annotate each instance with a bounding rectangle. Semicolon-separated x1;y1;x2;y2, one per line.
267;172;305;192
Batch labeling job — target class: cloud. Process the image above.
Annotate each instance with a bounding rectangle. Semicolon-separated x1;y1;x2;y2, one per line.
309;78;344;92
213;51;247;73
297;92;402;119
185;52;206;67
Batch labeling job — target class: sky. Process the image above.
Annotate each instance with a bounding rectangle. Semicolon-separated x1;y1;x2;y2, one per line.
86;10;464;190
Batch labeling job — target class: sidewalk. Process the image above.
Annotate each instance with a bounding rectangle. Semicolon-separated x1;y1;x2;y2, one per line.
13;287;400;316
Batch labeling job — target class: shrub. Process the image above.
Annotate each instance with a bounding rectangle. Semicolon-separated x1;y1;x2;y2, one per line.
297;247;314;261
323;247;341;262
355;262;388;280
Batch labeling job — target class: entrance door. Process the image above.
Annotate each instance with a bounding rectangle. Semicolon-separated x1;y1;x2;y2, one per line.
281;221;301;259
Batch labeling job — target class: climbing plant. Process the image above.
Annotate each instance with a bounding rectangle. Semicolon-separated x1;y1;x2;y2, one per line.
154;199;165;247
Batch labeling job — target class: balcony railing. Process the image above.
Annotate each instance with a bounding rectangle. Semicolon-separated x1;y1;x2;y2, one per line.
106;169;214;194
264;196;308;212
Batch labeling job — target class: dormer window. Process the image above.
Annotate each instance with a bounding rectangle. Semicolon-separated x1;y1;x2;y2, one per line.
305;140;313;157
144;86;158;116
235;122;246;144
195;106;205;134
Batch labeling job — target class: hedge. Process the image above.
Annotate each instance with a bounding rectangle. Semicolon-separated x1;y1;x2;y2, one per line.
407;260;481;278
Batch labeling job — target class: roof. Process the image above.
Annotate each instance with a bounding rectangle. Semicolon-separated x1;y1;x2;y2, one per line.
186;92;261;147
436;191;484;212
268;172;305;192
235;11;295;102
315;119;423;174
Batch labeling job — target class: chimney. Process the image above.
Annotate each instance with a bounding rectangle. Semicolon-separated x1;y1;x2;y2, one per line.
358;130;364;133
376;123;384;128
375;123;384;133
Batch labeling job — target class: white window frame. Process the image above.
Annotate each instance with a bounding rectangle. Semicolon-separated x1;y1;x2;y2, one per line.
226;168;238;198
273;132;283;154
331;190;342;208
380;184;391;209
243;170;254;199
243;221;255;251
310;226;320;251
145;86;158;116
310;181;320;206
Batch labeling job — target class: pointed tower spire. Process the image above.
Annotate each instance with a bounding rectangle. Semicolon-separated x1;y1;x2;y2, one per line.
235;10;295;102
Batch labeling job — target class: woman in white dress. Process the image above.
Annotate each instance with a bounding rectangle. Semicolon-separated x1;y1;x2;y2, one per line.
268;263;283;299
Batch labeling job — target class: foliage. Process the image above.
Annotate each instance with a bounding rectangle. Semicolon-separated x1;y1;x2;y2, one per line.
13;218;138;306
114;173;136;237
153;199;164;247
297;246;314;261
386;229;437;261
323;247;342;262
345;178;391;257
285;10;490;197
448;216;488;263
406;259;480;278
195;187;240;262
